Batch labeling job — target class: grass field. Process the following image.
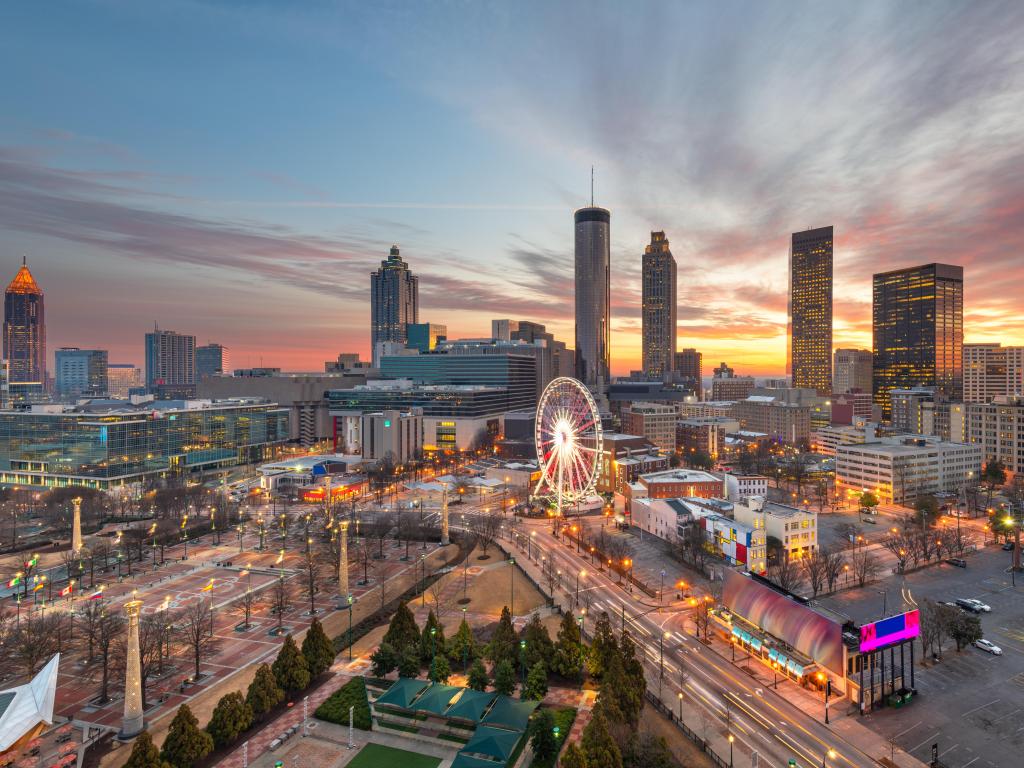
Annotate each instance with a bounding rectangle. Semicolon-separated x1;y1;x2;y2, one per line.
346;743;441;768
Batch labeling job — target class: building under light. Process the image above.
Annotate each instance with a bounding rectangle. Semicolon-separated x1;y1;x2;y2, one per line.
788;227;833;395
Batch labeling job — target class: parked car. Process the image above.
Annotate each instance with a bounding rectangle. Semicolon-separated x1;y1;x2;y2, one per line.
974;639;1003;655
1002;542;1015;551
955;598;991;613
946;557;967;568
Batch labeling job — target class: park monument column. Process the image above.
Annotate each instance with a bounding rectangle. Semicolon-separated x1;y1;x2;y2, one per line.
338;520;350;599
71;497;83;555
120;599;144;739
441;492;450;546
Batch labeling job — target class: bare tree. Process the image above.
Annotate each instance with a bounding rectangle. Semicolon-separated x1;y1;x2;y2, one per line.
302;552;322;616
177;599;219;681
86;603;125;703
427;572;453;622
3;612;70;679
768;555;802;593
881;532;912;573
801;550;828;597
692;599;712;642
470;512;502;558
821;547;846;594
850;548;881;587
267;577;291;632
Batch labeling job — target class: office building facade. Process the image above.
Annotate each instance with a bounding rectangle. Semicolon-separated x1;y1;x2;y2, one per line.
872;264;963;419
788;227;833;395
574;207;611;402
54;348;108;397
361;409;424;463
711;363;756;401
963;343;1024;404
675;348;703;393
622;401;677;452
379;353;537;412
967;397;1024;475
145;328;196;396
107;364;143;399
3;262;45;389
195;343;231;381
406;323;447;353
370;245;418;366
641;231;677;378
833;349;872;395
731;396;811;445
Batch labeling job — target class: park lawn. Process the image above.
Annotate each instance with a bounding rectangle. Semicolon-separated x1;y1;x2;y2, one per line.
347;743;441;768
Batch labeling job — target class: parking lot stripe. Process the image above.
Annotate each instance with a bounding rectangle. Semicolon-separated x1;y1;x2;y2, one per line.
893;720;923;739
961;699;1000;718
908;732;942;754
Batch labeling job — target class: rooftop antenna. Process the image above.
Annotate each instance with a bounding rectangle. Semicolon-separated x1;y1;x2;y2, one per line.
590;166;594;207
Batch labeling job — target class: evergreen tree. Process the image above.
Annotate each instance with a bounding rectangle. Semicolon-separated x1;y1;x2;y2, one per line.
160;705;213;768
488;606;518;666
552;611;586;681
370;641;397;678
272;634;311;696
493;658;517;696
523;660;548;701
246;663;284;721
448;615;478;668
519;612;554;671
429;654;451;684
467;658;489;691
301;618;336;678
383;601;420;651
397;644;421;678
531;708;557;760
205;691;253;749
601;652;639;730
586;612;618;678
581;709;622;768
124;732;169;768
560;742;589;768
618;631;646;724
420;610;447;662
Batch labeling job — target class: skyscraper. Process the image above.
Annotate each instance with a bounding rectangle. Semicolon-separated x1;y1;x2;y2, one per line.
788;226;833;395
145;327;196;396
196;343;231;381
370;245;418;366
641;231;677;379
833;349;872;394
873;263;963;418
3;260;45;388
574;206;610;402
55;348;108;396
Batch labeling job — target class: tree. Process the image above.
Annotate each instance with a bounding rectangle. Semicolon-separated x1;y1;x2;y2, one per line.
382;601;420;652
982;459;1007;509
949;612;983;651
552;611;586;681
617;632;645;724
467;658;489;691
272;635;310;697
519;612;554;671
420;610;447;662
4;613;66;679
523;660;548;700
302;551;323;616
859;491;879;516
448;616;478;668
429;654;451;684
269;577;291;633
768;555;801;592
124;731;169;768
488;606;518;666
493;658;517;696
821;546;846;594
531;708;558;760
914;494;941;530
370;642;397;678
586;612;618;678
561;742;589;768
246;663;284;721
178;598;218;681
397;644;420;678
160;704;213;768
801;550;828;597
206;691;253;749
581;709;622;768
850;548;881;587
301;618;335;678
471;512;503;557
621;733;677;768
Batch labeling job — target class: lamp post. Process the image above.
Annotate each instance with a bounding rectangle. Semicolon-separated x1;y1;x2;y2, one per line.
462;606;468;673
575;570;585;607
346;594;354;661
727;734;734;768
677;691;683;721
817;672;831;724
519;639;526;685
822;748;838;768
510;556;516;616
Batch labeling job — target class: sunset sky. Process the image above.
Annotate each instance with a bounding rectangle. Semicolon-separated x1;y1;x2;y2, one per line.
3;1;1023;376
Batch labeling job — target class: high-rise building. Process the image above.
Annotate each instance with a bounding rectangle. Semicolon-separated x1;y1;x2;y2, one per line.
55;348;108;397
406;323;447;353
968;397;1024;475
641;231;677;379
195;343;230;381
574;206;611;402
370;245;418;366
962;343;1024;403
674;349;702;390
873;264;963;419
710;362;755;401
788;227;833;395
144;327;196;396
833;349;872;394
107;364;142;399
3;260;45;389
622;402;677;452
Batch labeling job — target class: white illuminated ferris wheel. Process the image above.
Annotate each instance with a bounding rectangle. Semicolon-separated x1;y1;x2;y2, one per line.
534;377;603;516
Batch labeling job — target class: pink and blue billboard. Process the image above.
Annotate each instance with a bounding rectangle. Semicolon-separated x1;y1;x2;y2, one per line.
859;610;920;653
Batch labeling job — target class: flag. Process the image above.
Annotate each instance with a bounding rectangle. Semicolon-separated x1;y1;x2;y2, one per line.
32;582;45;592
201;579;215;592
6;576;19;588
60;584;73;597
87;590;104;600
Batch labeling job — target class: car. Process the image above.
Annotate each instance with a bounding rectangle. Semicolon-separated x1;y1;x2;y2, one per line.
956;598;991;613
946;557;967;568
974;639;1003;655
1003;542;1015;551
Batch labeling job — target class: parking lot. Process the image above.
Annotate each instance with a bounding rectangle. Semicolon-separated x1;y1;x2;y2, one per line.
820;545;1024;768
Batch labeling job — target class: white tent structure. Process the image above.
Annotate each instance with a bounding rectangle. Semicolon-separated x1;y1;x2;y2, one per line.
0;653;59;755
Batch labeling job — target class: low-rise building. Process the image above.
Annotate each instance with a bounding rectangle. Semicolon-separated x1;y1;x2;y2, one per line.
678;400;737;419
830;390;874;425
812;422;875;457
596;432;666;494
733;498;817;562
731;396;810;445
676;497;766;572
362;409;424;463
720;472;769;503
677;416;740;459
622;401;676;452
625;469;725;515
711;362;756;401
967;396;1024;474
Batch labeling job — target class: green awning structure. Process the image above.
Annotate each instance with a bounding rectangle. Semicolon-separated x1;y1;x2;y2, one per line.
480;696;539;732
445;689;497;723
461;724;524;763
450;754;503;768
374;678;430;710
413;683;462;715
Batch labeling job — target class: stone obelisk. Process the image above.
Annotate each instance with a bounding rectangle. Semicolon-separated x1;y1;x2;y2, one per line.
71;497;83;555
338;520;350;599
441;493;450;546
120;599;144;739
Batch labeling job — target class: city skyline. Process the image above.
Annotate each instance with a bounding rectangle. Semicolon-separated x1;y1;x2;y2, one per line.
3;3;1024;375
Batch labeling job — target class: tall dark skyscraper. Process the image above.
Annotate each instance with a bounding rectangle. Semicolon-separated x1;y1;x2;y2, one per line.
3;260;46;387
872;263;964;418
370;245;418;366
641;231;677;378
574;206;610;402
788;226;833;395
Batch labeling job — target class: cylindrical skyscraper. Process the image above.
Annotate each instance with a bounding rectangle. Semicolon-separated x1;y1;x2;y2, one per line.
574;207;610;404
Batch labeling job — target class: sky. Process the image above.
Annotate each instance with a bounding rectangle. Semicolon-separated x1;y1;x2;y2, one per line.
2;0;1024;376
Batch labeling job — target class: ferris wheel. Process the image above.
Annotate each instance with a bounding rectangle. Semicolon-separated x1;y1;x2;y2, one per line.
534;377;603;515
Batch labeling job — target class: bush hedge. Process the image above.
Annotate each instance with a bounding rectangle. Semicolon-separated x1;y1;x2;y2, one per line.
528;706;577;768
314;677;371;730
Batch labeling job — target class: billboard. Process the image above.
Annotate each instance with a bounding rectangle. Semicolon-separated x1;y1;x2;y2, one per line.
722;570;845;674
859;610;920;653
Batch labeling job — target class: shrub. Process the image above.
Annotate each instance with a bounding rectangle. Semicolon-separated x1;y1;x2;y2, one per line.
314;676;371;730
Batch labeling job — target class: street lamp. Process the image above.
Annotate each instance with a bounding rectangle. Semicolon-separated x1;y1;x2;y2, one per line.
519;639;527;685
822;748;838;768
575;570;585;607
677;691;683;721
727;734;734;768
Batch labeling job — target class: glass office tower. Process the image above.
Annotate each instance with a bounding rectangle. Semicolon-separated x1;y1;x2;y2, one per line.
642;231;677;378
788;227;833;395
574;207;611;402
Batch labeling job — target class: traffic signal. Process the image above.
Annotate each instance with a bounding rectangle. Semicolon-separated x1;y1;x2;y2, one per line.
826;679;832;697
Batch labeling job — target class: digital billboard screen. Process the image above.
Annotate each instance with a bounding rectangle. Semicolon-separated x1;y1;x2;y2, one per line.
722;570;845;674
859;610;920;653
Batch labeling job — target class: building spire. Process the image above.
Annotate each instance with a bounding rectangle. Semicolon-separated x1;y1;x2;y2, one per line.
590;166;594;207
